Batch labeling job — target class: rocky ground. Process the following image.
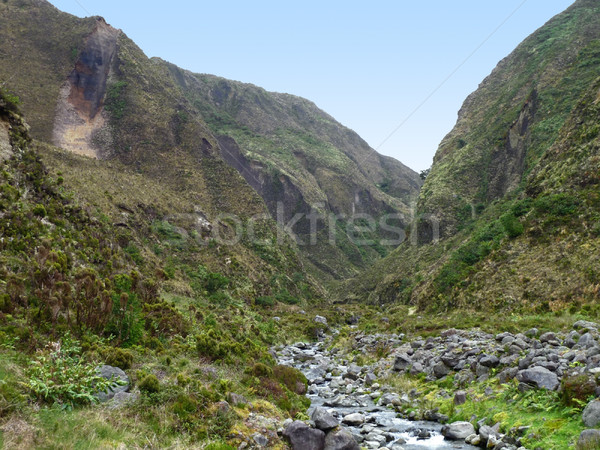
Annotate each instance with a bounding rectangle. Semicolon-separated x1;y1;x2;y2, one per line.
273;318;600;449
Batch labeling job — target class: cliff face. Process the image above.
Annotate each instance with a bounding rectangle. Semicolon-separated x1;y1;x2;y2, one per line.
338;0;600;311
52;18;119;157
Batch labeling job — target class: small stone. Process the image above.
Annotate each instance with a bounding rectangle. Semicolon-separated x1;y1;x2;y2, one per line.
465;433;481;445
454;390;467;405
253;433;269;447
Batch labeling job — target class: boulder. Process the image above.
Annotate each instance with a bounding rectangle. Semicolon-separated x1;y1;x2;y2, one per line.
96;365;129;402
583;400;600;427
577;429;600;449
441;421;475;440
516;366;559;390
393;354;412;371
342;413;365;426
311;407;339;431
283;421;325;450
479;355;500;368
315;315;328;325
453;390;467;405
324;428;360;450
433;362;451;379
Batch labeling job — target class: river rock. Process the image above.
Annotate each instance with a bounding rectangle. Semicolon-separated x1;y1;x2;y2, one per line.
583;400;600;427
324;428;360;450
311;407;339;431
342;413;365;426
393;354;412;371
577;429;600;449
479;354;499;368
441;421;475;440
516;366;559;390
453;390;467;405
283;421;325;450
96;365;129;402
433;362;451;379
315;315;328;325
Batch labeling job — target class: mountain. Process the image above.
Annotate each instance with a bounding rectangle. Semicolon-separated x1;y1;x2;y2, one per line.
340;0;600;311
0;0;421;282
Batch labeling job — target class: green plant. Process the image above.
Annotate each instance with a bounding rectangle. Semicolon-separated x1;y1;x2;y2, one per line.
138;374;160;394
24;335;123;409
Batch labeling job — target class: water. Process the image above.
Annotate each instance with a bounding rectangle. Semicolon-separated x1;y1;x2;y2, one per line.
278;341;478;450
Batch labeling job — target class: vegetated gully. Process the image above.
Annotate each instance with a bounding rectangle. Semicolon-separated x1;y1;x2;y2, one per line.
276;337;477;450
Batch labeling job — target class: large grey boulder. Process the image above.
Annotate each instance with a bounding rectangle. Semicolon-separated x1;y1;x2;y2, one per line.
342;413;365;426
441;421;475;440
583;400;600;427
516;366;559;390
283;421;325;450
311;407;339;431
96;365;129;402
577;429;600;449
393;354;412;371
324;428;360;450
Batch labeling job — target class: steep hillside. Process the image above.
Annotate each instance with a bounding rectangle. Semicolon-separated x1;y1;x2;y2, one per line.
0;0;421;281
416;0;600;241
340;0;600;312
161;68;422;278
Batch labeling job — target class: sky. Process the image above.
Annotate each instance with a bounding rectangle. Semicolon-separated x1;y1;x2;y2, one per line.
47;0;575;172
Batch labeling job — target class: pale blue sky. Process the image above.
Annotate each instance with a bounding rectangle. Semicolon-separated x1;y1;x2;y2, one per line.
47;0;574;172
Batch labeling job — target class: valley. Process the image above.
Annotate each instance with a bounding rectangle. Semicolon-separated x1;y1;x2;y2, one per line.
1;0;600;448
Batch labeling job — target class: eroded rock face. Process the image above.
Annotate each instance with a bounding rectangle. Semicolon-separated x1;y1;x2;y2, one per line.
53;17;120;158
0;122;12;162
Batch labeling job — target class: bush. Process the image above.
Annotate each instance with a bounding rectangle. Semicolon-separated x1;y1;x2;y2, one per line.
561;373;596;407
534;193;580;216
139;374;160;393
255;296;275;307
204;272;229;293
103;347;133;370
33;204;47;218
25;335;123;409
273;365;307;394
500;212;524;238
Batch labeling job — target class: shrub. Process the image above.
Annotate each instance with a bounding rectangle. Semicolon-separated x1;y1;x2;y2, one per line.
534;193;580;216
255;296;275;307
138;374;160;393
102;347;133;370
561;373;596;407
33;204;46;218
25;335;123;409
273;365;307;395
204;272;229;293
500;212;524;238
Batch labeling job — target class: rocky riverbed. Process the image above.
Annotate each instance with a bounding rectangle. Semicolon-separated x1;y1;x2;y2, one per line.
274;318;600;449
276;339;479;449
